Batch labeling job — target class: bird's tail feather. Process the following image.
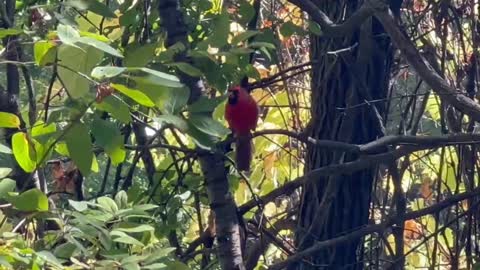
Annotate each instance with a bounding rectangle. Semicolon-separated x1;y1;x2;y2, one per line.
235;133;253;171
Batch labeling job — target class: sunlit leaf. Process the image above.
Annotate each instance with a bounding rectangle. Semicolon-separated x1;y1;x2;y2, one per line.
12;132;36;172
95;96;132;123
111;83;155;107
34;41;56;66
0;28;23;38
0;178;16;199
0;112;20;128
7;188;49;212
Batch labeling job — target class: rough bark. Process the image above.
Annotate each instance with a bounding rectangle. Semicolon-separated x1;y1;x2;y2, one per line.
292;1;397;269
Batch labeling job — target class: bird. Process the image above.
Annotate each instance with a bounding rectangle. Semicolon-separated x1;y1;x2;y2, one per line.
224;86;259;171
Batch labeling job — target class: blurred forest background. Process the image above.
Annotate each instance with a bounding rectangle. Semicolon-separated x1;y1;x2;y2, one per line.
1;0;480;269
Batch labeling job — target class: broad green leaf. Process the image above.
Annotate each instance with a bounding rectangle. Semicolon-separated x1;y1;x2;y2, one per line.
7;188;49;212
12;132;36;172
144;247;176;264
205;12;229;48
0;143;11;154
115;190;128;209
0;28;23;38
97;196;119;213
248;41;276;50
111;83;155;107
76;36;123;58
163;88;190;114
57;44;104;99
169;62;202;77
0;168;12;179
116;224;154;233
65;123;93;176
95;96;132;123
280;21;303;37
55;142;69;156
33;41;56;66
31;121;57;137
53;242;77;259
188;114;230;138
91;118;126;164
0;178;16;199
129;68;183;88
154;115;188;131
57;24;81;48
166;261;191;270
91;66;126;79
64;0;117;18
308;20;322;36
231;30;259;45
122;263;141;270
186;122;216;149
188;96;226;113
124;43;157;67
0;112;20;128
79;31;110;42
36;251;63;268
110;230;144;246
68;199;89;212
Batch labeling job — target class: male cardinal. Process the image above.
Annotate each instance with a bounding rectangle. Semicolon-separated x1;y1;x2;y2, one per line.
225;86;259;171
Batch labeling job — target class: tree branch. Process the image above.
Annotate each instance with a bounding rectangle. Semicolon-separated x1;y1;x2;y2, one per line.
372;4;480;121
268;186;480;270
287;0;374;37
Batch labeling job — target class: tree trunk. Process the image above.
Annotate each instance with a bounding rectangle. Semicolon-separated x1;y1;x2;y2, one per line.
293;1;398;269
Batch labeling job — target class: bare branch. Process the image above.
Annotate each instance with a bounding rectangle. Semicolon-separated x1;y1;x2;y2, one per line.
268;186;480;270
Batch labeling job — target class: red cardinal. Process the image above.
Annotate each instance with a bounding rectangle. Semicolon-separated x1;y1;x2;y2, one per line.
225;86;259;171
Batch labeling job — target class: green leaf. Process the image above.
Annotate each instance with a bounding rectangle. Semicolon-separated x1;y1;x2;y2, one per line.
307;20;322;36
68;199;89;212
0;28;23;38
186;122;216;149
280;21;303;37
36;251;63;268
95;96;132;123
111;83;155;107
169;62;202;77
12;132;36;172
0;178;16;199
76;36;123;58
0;168;12;179
57;44;104;99
124;43;157;67
65;123;93;176
97;196;119;213
116;224;154;233
57;24;81;48
163;88;190;114
53;243;77;259
31;121;57;137
129;68;184;88
0;112;20;128
231;30;259;45
206;12;229;48
64;0;117;18
34;41;56;66
91;118;126;164
188;114;230;138
115;190;128;209
7;188;49;212
91;66;127;79
0;143;11;154
188;96;226;113
166;261;191;270
110;230;144;246
154;115;188;131
248;41;276;50
144;247;176;264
